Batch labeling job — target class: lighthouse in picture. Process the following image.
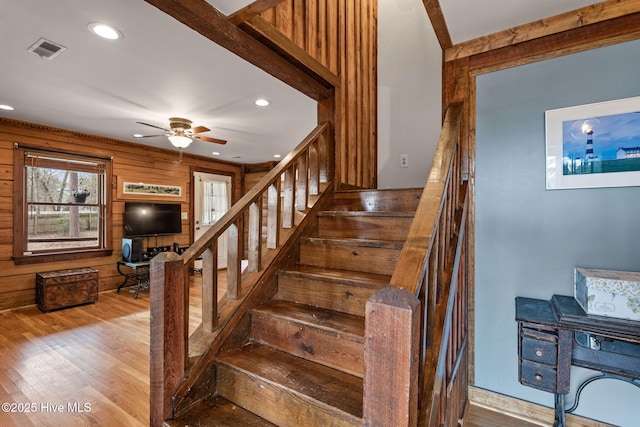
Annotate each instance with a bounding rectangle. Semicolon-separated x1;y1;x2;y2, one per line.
585;129;596;162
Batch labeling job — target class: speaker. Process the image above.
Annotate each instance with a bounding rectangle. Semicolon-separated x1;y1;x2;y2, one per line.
122;238;143;263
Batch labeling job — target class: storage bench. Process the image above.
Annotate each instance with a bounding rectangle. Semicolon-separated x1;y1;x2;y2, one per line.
36;267;99;312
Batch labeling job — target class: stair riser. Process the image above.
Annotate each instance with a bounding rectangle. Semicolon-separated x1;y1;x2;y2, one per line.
317;215;412;240
332;189;422;212
299;242;400;275
251;313;364;377
277;274;379;316
217;364;361;427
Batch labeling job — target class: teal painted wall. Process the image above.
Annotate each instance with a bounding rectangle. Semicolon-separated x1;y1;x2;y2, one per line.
475;39;640;426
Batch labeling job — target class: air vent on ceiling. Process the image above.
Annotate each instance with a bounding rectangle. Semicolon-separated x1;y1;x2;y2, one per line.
27;38;67;60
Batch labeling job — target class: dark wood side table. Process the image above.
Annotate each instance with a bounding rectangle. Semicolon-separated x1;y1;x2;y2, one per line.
515;295;640;427
116;260;150;299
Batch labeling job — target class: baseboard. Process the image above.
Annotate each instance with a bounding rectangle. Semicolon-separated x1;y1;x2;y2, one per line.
468;386;614;427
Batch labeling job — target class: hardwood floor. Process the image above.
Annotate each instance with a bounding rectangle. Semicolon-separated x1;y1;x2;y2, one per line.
0;274;213;427
1;270;540;427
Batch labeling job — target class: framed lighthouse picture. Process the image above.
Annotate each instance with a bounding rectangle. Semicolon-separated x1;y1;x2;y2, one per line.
545;95;640;190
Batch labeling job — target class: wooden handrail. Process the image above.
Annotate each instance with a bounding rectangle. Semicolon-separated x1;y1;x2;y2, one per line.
150;121;332;426
389;103;462;294
364;103;468;426
181;121;330;266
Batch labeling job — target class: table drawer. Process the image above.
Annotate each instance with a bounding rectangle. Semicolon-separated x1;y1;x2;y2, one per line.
520;327;557;363
520;359;557;393
521;336;557;365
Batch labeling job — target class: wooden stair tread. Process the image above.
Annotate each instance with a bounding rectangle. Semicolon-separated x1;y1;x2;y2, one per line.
318;210;415;217
300;236;405;248
331;188;423;211
165;396;276;427
252;300;364;340
217;343;363;419
279;265;391;289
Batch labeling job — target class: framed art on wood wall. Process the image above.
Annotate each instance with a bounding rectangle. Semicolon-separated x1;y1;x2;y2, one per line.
545;95;640;190
116;176;186;201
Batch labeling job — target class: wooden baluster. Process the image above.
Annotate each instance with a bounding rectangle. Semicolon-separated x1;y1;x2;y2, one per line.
149;252;185;427
227;221;241;300
282;167;295;228
364;287;420;427
248;198;262;272
201;245;217;331
267;179;281;249
427;236;438;349
318;132;328;183
308;141;320;196
296;151;308;211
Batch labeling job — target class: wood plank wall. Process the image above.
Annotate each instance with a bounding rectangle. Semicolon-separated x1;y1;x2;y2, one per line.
0;118;242;311
259;0;377;188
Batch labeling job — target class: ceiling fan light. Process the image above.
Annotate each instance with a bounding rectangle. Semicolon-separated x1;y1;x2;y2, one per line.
168;135;192;148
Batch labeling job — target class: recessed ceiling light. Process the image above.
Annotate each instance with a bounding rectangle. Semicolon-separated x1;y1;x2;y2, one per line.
255;99;270;107
132;133;143;138
212;152;220;156
88;23;123;40
273;154;282;158
0;104;15;111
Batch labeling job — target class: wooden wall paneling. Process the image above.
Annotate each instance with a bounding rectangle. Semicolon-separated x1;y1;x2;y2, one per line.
293;0;305;49
318;0;327;67
256;0;377;188
327;0;339;74
0;118;242;312
306;0;318;58
275;1;292;39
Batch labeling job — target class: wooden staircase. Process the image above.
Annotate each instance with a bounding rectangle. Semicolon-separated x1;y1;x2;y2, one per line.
167;188;421;426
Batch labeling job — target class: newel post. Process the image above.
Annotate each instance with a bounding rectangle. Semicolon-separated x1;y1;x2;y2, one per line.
150;252;186;426
363;286;420;427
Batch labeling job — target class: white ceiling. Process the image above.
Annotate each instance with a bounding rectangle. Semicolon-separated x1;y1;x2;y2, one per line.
0;0;603;164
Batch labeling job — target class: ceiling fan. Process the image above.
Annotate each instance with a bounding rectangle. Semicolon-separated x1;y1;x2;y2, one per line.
134;117;227;148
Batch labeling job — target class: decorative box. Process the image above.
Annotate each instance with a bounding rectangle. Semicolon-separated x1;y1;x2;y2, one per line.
574;268;640;321
36;267;99;312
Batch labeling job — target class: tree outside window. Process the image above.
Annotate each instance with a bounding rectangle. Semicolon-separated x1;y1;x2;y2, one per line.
13;147;113;264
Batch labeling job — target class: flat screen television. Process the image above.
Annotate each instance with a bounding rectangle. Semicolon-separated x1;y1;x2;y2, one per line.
124;202;182;237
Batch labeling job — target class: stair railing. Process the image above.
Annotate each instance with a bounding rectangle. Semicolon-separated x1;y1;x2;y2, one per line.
149;122;333;426
363;103;468;426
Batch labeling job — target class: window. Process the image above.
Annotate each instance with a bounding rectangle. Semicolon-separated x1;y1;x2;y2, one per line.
13;147;113;264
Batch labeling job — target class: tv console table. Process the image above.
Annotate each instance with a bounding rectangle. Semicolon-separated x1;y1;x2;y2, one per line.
116;260;150;299
515;295;640;427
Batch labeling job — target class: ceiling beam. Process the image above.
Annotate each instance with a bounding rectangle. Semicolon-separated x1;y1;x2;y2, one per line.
228;0;287;25
445;0;640;62
468;10;640;73
144;0;332;101
422;0;452;49
241;16;340;88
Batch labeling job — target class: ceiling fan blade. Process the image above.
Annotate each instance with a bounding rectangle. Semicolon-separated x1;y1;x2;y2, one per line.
134;134;167;138
191;125;210;134
137;121;170;132
195;135;227;145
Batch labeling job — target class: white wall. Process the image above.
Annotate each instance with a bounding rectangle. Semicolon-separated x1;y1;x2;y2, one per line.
377;0;442;189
